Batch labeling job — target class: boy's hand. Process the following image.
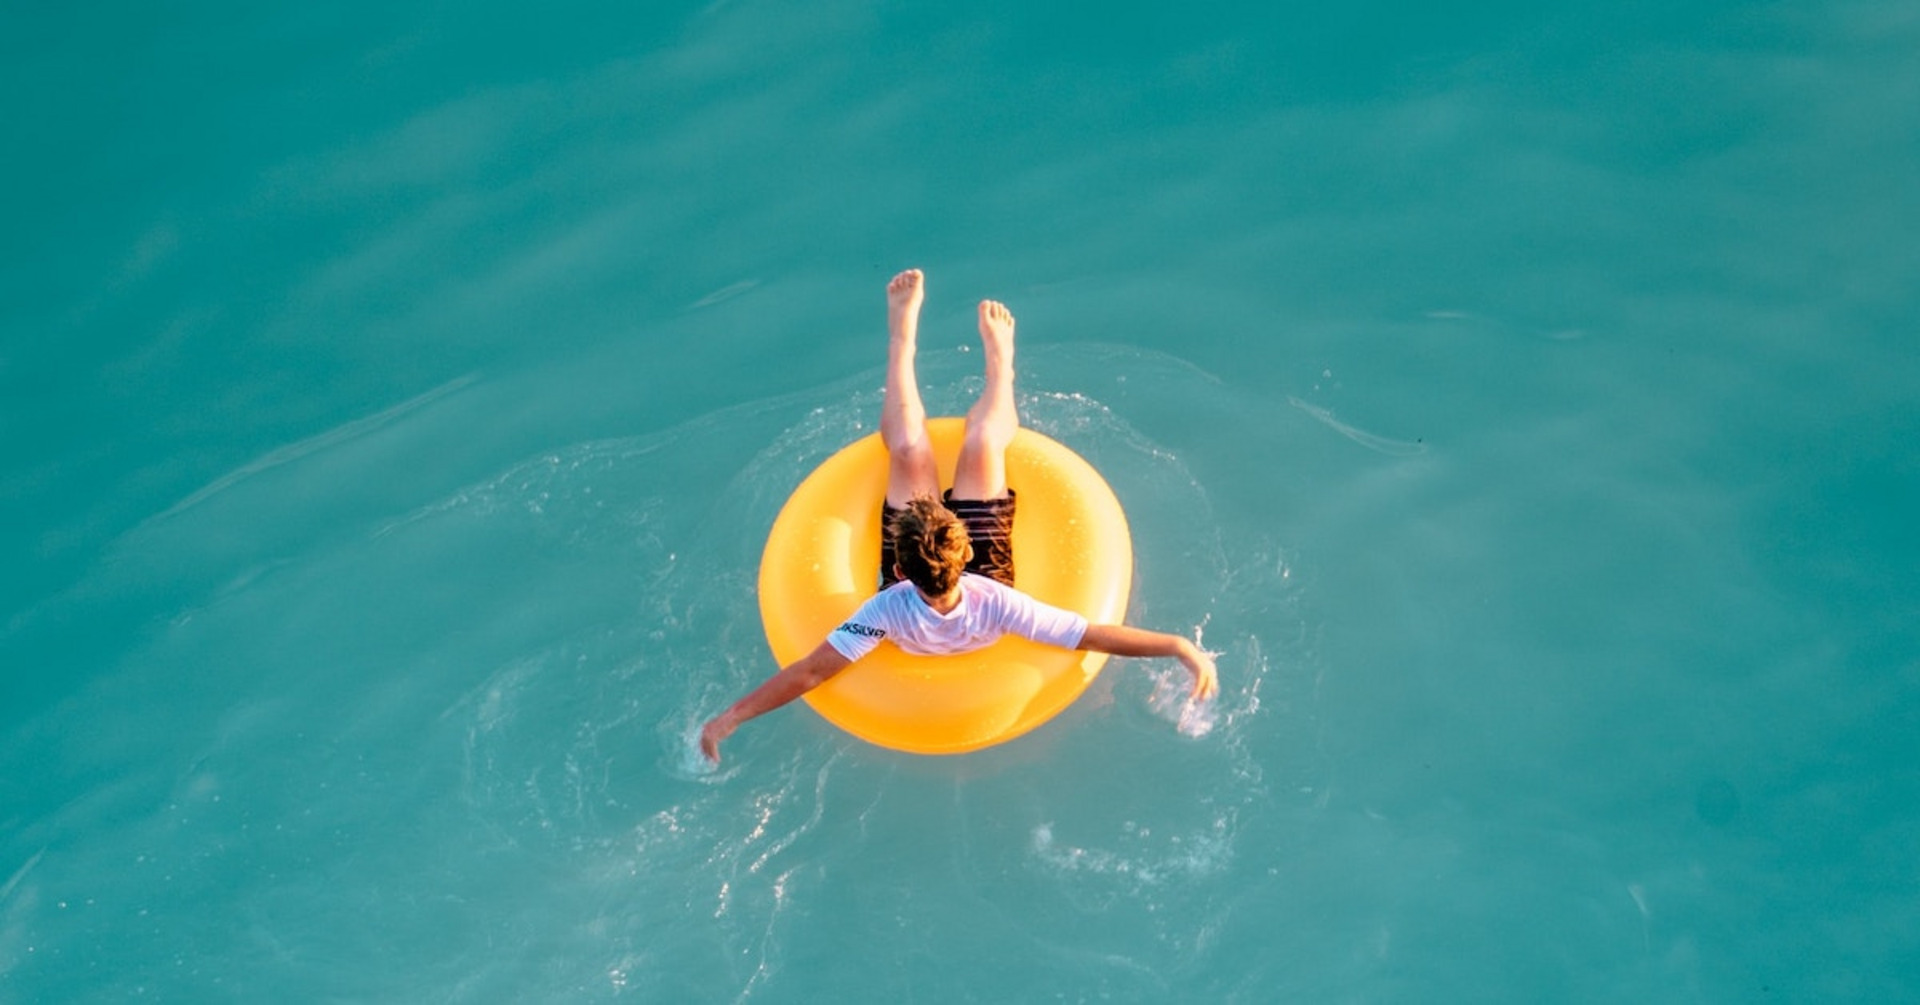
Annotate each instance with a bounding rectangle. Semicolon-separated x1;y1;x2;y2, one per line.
1181;643;1219;700
699;714;736;763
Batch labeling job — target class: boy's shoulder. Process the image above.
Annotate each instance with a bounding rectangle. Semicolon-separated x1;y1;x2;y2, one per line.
960;573;1036;607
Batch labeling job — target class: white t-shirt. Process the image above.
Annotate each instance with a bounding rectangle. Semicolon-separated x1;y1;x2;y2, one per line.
825;573;1089;662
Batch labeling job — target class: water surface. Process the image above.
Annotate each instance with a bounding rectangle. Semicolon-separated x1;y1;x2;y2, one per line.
4;1;1917;1000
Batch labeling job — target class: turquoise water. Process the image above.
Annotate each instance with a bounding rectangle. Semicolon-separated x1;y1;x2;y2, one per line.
5;1;1917;1000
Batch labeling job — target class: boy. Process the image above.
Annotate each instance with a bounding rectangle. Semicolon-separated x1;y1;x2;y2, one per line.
700;270;1217;762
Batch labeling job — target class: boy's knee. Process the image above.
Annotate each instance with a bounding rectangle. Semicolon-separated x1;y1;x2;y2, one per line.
887;434;936;468
884;425;930;452
961;424;1012;457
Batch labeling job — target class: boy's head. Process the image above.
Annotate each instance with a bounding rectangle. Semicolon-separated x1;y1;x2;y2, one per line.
889;495;972;597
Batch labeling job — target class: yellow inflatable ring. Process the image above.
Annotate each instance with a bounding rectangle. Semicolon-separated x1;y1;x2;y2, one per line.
758;417;1133;754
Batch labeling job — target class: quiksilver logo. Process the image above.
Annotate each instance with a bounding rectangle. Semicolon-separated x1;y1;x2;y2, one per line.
835;622;886;638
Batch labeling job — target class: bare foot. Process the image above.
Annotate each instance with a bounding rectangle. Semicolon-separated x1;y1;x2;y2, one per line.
888;269;925;345
977;299;1015;372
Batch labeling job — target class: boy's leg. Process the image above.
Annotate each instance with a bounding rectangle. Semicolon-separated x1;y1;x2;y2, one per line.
949;299;1018;502
883;268;939;508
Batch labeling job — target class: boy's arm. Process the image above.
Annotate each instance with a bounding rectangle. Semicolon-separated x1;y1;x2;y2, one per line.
700;641;853;762
1077;624;1219;699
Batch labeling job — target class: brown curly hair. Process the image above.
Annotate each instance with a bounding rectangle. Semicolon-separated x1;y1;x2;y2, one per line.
889;495;973;596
